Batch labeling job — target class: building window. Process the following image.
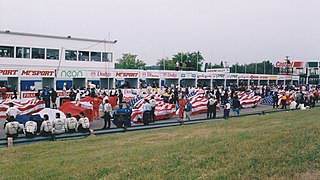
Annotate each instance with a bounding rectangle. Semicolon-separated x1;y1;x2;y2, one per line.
46;49;59;60
91;52;101;62
102;52;112;62
32;48;45;59
0;46;14;57
79;51;89;61
65;50;77;61
16;47;30;58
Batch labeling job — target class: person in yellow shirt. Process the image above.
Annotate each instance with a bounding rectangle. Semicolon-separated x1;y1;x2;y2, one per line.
281;93;287;109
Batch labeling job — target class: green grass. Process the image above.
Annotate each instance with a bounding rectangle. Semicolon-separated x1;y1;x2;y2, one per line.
1;109;320;179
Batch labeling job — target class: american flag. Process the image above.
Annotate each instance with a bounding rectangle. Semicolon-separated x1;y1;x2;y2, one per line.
176;91;220;115
261;90;296;106
0;99;45;118
131;101;176;122
228;90;261;108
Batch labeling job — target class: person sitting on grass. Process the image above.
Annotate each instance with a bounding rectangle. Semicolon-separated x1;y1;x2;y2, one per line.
40;114;53;136
78;112;90;133
65;113;78;133
24;116;37;137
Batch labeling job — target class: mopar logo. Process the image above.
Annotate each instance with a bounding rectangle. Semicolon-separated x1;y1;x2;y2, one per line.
60;70;83;78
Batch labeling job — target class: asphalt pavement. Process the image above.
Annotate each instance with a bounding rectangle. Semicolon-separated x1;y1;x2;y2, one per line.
0;104;274;139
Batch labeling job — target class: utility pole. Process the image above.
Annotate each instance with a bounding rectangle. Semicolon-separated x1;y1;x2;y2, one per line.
285;56;290;75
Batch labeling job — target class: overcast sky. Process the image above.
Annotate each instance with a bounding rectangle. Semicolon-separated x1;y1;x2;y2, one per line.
1;0;320;65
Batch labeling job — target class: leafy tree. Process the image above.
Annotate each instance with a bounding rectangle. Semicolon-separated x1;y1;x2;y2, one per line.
157;58;176;70
172;52;204;71
115;53;146;69
208;63;224;69
230;61;280;74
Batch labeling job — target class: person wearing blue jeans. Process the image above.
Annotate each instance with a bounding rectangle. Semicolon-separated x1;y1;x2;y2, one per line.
233;97;241;116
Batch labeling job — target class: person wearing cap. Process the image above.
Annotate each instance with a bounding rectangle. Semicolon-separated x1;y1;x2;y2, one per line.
78;111;90;133
40;114;53;136
53;113;66;135
149;96;157;123
65;113;78;133
5;116;22;138
24;116;38;137
183;98;192;123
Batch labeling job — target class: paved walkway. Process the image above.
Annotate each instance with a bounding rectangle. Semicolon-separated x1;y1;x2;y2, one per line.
0;104;274;139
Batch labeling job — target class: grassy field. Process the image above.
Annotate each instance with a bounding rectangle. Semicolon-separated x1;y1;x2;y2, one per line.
1;109;320;179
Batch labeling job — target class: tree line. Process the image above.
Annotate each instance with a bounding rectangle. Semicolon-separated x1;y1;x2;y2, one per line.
115;53;281;74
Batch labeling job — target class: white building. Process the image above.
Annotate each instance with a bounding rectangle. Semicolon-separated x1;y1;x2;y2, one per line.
0;30;116;93
1;31;301;99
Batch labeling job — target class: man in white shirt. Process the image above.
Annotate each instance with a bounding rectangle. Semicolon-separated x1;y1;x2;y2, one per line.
30;84;35;91
5;116;22;138
24;116;38;137
53;113;66;135
6;102;21;119
141;99;152;125
149;96;157;123
103;99;112;129
78;111;90;132
65;113;78;133
40;114;53;136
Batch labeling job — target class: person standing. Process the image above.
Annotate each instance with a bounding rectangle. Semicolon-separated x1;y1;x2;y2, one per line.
141;99;152;125
41;87;50;108
272;92;279;108
149;96;157;123
281;93;287;109
183;98;192;123
12;85;18;99
6;102;21;120
75;89;81;106
62;84;67;97
207;96;217;119
50;88;57;109
178;95;187;122
233;97;241;116
118;89;123;104
91;96;102;119
103;99;112;129
223;101;231;119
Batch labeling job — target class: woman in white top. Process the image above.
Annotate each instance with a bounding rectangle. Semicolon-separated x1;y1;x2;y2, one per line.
75;89;81;106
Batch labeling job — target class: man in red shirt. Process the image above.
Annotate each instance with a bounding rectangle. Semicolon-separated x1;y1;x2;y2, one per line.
178;95;186;122
91;96;102;119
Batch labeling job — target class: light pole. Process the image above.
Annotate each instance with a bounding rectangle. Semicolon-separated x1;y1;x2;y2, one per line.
244;64;247;74
255;62;257;74
196;51;199;71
